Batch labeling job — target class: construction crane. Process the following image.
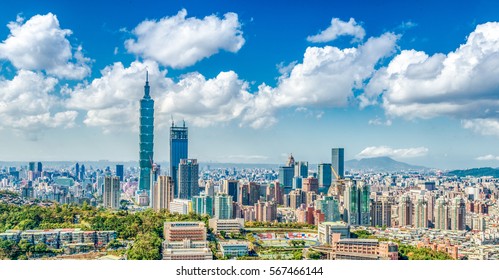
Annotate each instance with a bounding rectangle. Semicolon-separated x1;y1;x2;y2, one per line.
329;165;345;197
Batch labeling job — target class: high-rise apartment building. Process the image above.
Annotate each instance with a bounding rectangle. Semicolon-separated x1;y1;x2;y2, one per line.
413;196;428;228
204;180;214;197
450;196;466;231
170;121;188;197
255;200;277;222
302;177;319;193
270;181;282;205
398;194;413;227
152;175;174;211
434;197;449;230
139;73;154;192
103;176;120;209
370;196;393;227
288;189;306;209
331;148;344;181
178;159;199;200
237;182;260;206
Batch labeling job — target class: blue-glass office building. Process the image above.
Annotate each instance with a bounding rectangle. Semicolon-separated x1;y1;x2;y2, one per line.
331;148;344;180
170;121;188;197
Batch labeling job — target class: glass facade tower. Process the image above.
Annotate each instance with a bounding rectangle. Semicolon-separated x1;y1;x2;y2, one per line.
139;72;154;192
170;121;188;196
331;148;344;180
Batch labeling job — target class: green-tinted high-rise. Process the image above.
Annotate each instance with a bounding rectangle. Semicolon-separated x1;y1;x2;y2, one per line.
139;72;154;192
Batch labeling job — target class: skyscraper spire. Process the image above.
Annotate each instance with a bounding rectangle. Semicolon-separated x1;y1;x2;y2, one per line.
139;71;154;194
144;70;150;98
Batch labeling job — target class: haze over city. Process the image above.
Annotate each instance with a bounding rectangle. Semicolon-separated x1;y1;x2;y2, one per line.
1;0;499;169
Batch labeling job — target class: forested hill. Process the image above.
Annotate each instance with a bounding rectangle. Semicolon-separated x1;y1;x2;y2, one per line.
447;167;499;178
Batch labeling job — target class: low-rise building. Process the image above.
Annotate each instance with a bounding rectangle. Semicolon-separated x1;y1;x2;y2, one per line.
209;218;245;234
219;241;249;258
318;221;350;245
164;222;207;242
329;234;398;260
162;239;212;260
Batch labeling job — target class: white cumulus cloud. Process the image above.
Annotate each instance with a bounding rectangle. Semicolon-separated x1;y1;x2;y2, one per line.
125;9;245;68
365;22;499;124
66;60;261;132
274;32;398;109
307;18;365;43
67;30;398;132
0;70;78;138
357;146;429;158
475;154;499;161
0;13;91;79
461;119;499;136
368;117;392;126
67;60;169;133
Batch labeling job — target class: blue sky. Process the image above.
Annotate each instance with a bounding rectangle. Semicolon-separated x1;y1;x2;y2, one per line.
1;0;499;169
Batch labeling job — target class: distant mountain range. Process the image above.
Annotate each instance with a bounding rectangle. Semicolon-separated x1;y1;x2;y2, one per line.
446;167;499;178
346;156;429;172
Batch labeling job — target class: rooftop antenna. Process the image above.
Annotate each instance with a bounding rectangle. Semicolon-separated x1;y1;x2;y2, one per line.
171;115;174;127
183;119;185;127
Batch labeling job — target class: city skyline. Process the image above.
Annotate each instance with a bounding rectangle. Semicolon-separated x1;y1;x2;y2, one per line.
2;1;499;169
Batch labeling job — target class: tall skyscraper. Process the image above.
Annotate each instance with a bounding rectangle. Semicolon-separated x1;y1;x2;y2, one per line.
116;164;124;181
343;179;370;225
79;164;85;181
36;162;42;174
103;176;120;209
331;148;344;180
370;196;393;227
413;196;428;228
237;182;260;206
398;194;413;227
278;166;294;190
192;195;213;217
271;181;282;205
288;189;305;209
205;180;215;197
278;154;295;193
434;197;449;230
294;161;308;178
28;161;36;181
255;200;277;222
178;159;199;200
28;162;35;172
318;163;332;189
450;196;466;231
221;179;238;199
152;175;174;211
139;72;154;192
170;121;188;196
315;196;341;222
75;163;80;179
302;177;319;193
214;193;233;219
